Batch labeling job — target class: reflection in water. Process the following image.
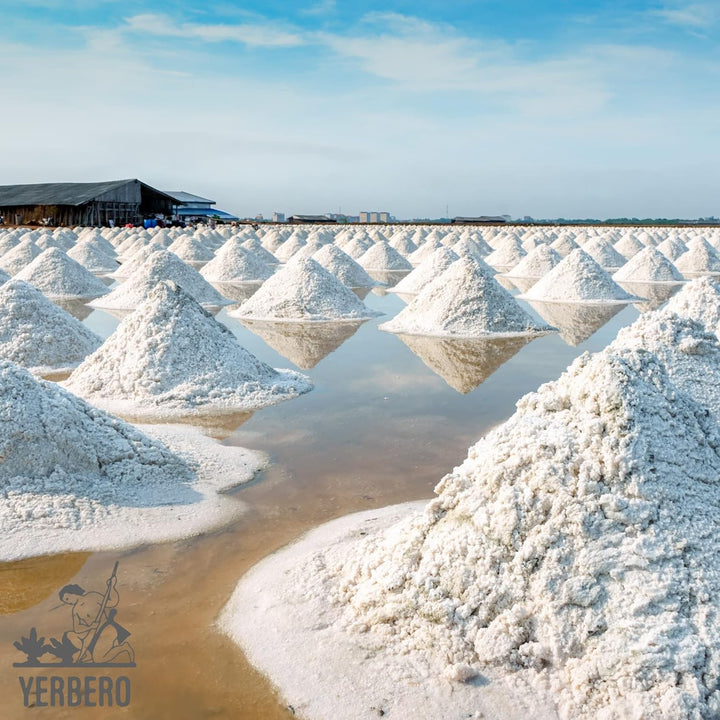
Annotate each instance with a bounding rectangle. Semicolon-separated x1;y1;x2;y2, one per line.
211;282;262;304
351;287;372;301
52;297;93;321
96;274;116;287
503;276;538;294
241;320;366;369
396;333;536;393
618;281;683;312
368;270;410;292
528;301;627;346
119;409;255;440
495;275;517;291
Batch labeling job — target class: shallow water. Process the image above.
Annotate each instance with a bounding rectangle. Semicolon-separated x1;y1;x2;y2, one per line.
0;289;662;719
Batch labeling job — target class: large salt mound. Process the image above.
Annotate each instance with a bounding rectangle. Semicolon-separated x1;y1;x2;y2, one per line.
504;244;561;279
64;282;312;417
200;240;273;283
521;249;637;304
613;233;645;258
656;236;688;262
0;238;42;275
485;239;526;270
110;241;165;279
90;250;230;310
407;237;445;266
664;276;720;336
241;237;279;265
390;246;459;295
223;338;720;720
67;238;120;274
0;361;266;560
229;257;381;322
275;235;307;262
550;235;579;256
0;280;102;374
380;256;552;338
581;236;627;269
674;238;720;275
612;246;684;283
312;244;378;288
167;235;216;263
357;241;412;271
15;247;110;298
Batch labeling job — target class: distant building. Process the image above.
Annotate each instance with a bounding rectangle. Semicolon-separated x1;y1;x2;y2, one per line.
359;210;390;223
287;214;337;224
273;212;285;223
0;179;174;226
164;191;239;223
450;216;508;225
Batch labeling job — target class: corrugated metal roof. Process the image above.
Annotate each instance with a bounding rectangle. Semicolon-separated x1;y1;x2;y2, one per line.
176;207;238;220
164;190;216;205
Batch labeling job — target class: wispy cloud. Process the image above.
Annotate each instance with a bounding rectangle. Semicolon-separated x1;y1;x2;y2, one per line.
123;13;305;48
652;2;718;29
301;0;337;17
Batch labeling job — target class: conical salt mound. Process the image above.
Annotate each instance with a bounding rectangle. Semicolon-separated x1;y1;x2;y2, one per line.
549;234;579;256
90;250;230;310
664;276;720;337
521;249;637;303
200;240;273;283
582;236;627;269
274;236;307;262
380;256;553;337
67;239;120;274
358;241;413;271
674;238;720;275
319;342;720;720
64;282;312;417
388;233;417;256
656;236;688;261
229;257;381;322
0;267;11;285
504;244;561;279
485;239;526;270
110;241;165;279
241;238;278;265
0;234;19;256
613;233;645;258
0;238;42;275
452;237;490;261
312;244;377;288
407;237;444;266
15;248;109;298
390;247;459;295
612;246;684;283
0;280;102;374
342;236;374;260
167;235;215;264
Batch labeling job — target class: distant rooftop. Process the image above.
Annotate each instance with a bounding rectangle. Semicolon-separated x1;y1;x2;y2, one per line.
175;207;238;221
164;190;215;205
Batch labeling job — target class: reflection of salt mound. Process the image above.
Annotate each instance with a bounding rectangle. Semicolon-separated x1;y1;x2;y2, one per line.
358;242;412;271
381;256;553;338
674;238;720;276
224;339;720;720
229;257;381;322
0;280;102;374
65;282;312;416
241;319;364;369
504;244;560;279
390;247;459;295
521;249;637;303
0;238;42;275
90;250;230;310
15;248;110;299
664;277;720;336
67;239;120;274
396;333;534;393
612;246;684;283
616;282;681;312
527;300;626;345
312;244;377;288
200;240;273;283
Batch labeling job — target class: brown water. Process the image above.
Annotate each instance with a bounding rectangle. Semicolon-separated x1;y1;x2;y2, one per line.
0;290;655;719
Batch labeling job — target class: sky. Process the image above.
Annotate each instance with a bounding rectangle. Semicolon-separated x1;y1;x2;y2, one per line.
0;1;718;219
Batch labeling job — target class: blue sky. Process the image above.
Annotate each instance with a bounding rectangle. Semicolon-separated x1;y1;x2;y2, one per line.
0;1;718;218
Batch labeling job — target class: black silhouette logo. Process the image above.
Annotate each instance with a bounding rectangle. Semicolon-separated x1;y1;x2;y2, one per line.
13;562;135;668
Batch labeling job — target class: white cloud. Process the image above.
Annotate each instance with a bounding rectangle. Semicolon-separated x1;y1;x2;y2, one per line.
301;0;337;17
652;2;718;29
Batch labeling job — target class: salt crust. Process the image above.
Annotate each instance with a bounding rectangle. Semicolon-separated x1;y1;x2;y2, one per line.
0;362;266;561
224;324;720;719
229;256;382;322
0;280;102;374
15;247;110;298
381;256;553;338
63;282;312;416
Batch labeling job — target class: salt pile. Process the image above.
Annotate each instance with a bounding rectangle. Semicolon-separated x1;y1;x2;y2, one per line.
656;236;688;262
64;282;312;417
229;257;381;322
0;238;42;275
521;249;637;304
358;242;413;272
390;246;459;295
15;247;110;298
167;235;216;264
504;244;561;279
275;235;307;262
67;238;120;274
0;280;102;374
581;236;626;269
407;237;445;266
223;337;720;720
90;250;230;310
110;240;165;279
674;238;720;276
312;244;378;288
0;360;267;561
380;256;552;338
613;233;645;259
241;237;279;265
664;276;720;337
550;234;579;256
200;240;273;283
485;239;526;270
612;246;684;283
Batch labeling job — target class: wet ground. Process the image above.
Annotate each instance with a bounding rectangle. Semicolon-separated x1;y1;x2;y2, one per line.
0;283;667;719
